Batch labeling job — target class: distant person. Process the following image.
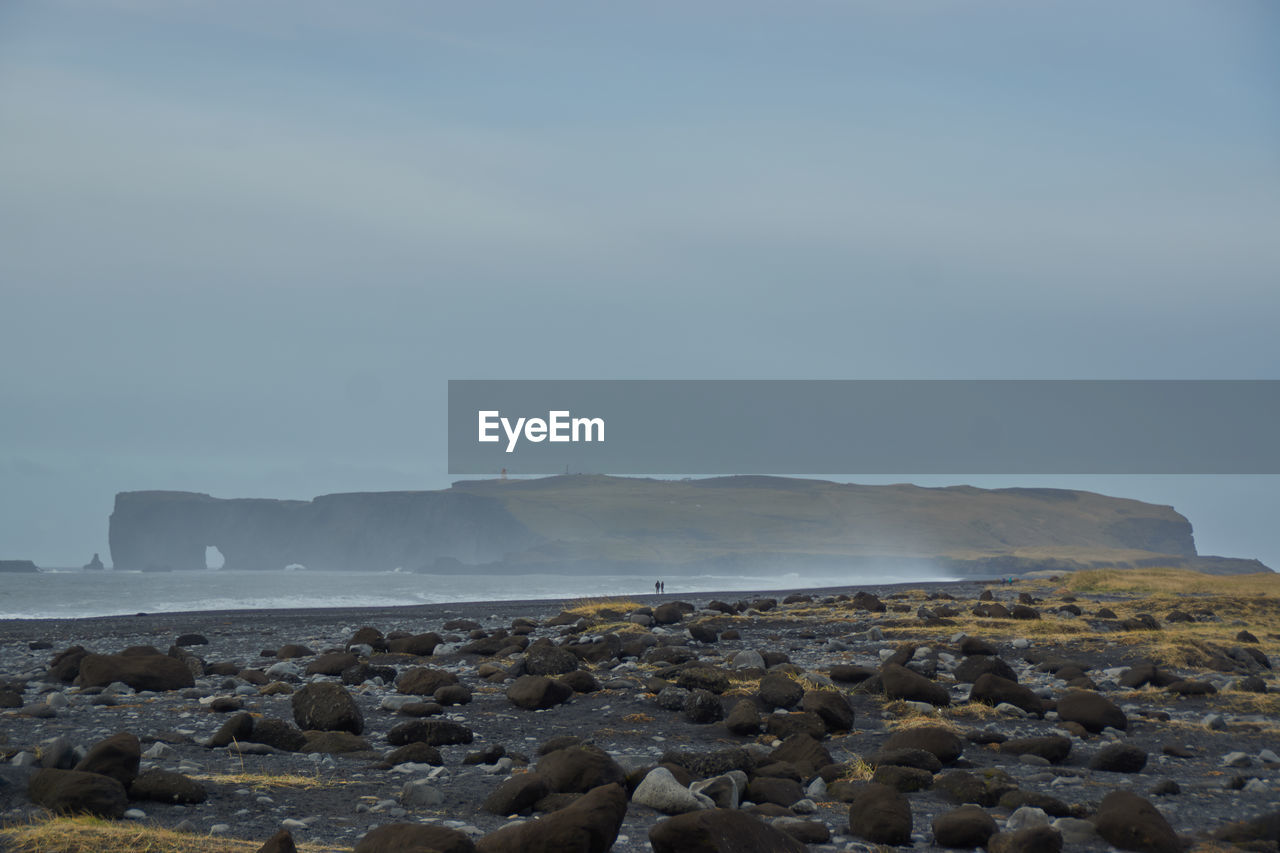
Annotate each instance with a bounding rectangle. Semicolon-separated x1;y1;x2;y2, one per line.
655;580;661;594
660;580;665;593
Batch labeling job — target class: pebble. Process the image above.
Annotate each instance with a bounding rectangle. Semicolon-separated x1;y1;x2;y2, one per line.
1204;713;1227;730
210;824;231;835
124;809;146;820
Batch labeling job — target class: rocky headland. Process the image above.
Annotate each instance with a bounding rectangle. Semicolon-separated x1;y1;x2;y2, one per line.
106;475;1268;576
1;568;1278;852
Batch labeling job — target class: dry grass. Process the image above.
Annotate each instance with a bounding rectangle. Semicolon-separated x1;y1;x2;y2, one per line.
0;815;347;853
1068;568;1280;596
835;755;876;782
561;597;641;620
191;771;355;791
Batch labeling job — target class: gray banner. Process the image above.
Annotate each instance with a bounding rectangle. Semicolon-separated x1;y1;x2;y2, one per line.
448;380;1280;475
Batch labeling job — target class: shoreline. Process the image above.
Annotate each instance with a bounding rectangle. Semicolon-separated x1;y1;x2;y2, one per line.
0;578;987;635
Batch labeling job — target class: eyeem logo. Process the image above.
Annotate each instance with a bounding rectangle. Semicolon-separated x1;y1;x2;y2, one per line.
478;410;605;453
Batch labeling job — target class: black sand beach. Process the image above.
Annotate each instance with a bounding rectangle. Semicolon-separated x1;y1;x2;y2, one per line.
2;573;1278;852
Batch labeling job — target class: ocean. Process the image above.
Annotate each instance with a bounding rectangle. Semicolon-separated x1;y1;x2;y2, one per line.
0;568;956;620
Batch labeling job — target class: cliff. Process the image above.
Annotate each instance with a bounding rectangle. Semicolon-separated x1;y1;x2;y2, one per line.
0;560;40;573
106;475;1268;574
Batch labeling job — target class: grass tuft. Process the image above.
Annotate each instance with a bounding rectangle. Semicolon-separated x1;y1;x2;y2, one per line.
0;815;345;853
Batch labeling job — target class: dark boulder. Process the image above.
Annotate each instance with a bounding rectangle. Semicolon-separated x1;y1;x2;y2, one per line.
74;732;140;787
475;782;626;853
969;673;1043;716
386;719;474;747
305;652;358;676
882;725;963;764
1089;743;1148;773
683;689;724;724
483;772;551;815
507;675;574;710
537;745;626;794
129;768;207;804
758;674;804;710
1057;690;1126;733
524;643;580;676
27;768;127;818
77;653;194;691
355;822;476;853
387;632;443;656
1091;790;1179;853
800;689;854;732
1000;735;1071;764
396;667;459;696
881;663;950;706
650;808;806;853
933;804;998;849
847;782;912;845
291;682;363;734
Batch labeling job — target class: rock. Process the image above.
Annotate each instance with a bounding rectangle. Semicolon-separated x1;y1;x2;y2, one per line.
683;689;724;724
1006;805;1050;832
559;670;601;694
800;689;854;732
387;633;443;656
969;674;1043;716
255;829;298;853
746;776;804;807
524;644;580;676
28;768;128;818
1053;817;1098;844
47;647;88;682
765;710;825;741
129;769;207;804
1211;810;1280;845
251;718;308;752
386;719;474;747
77;653;194;691
676;667;731;694
653;603;686;624
291;683;363;734
1056;690;1126;733
536;745;626;794
724;699;762;735
1000;735;1071;764
74;732;140;787
758;674;804;710
354;822;476;853
207;711;255;747
650;808;806;853
634;767;710;814
302;731;371;754
305;652;358;676
770;734;832;778
954;655;1018;684
770;816;829;844
691;775;741;810
731;650;766;669
881;663;950;706
988;826;1063;853
384;743;443;767
396;667;459;696
872;764;933;792
1091;790;1178;853
933;769;1016;807
1166;679;1216;696
400;778;444;808
174;633;207;646
507;675;574;710
483;772;550;815
882;725;963;764
276;644;315;659
933;804;998;848
476;782;626;853
873;747;943;773
848;782;912;845
1089;743;1147;773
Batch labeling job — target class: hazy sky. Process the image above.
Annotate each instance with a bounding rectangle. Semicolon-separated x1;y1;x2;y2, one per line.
1;1;1277;567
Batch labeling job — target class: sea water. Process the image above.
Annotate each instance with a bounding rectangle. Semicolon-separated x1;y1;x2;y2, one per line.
0;568;956;620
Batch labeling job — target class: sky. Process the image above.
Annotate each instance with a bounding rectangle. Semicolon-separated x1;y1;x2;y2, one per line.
1;1;1278;567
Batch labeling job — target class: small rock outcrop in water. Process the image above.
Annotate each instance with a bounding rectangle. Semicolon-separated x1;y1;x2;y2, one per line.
0;559;39;573
83;553;105;570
